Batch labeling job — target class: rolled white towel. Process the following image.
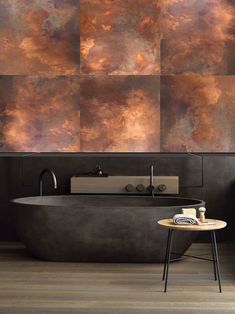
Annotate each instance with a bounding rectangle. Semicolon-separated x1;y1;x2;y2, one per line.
173;214;200;225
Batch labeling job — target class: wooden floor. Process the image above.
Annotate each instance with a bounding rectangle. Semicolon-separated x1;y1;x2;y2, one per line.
0;243;235;314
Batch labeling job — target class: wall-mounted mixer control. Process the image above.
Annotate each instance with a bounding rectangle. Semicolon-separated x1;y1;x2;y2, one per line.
157;184;167;192
125;184;135;192
136;184;145;192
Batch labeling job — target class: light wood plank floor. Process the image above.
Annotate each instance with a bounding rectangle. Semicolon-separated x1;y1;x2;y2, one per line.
0;242;234;314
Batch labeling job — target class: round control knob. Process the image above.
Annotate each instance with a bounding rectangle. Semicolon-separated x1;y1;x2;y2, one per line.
136;184;145;192
125;184;135;192
158;184;167;192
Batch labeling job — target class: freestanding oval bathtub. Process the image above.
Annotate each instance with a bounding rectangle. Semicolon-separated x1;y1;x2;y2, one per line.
12;195;205;262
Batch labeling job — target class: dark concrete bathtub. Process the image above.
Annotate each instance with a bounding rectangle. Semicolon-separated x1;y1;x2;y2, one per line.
12;195;205;262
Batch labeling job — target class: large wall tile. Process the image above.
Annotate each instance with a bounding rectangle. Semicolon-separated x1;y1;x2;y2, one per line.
80;76;160;152
0;0;80;75
80;0;161;75
161;76;235;152
0;76;80;152
161;0;235;75
0;0;234;153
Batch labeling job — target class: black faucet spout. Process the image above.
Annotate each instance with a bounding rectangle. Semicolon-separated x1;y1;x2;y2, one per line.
39;169;57;196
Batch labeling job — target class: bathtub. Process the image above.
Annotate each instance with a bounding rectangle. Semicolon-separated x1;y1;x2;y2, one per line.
12;195;205;262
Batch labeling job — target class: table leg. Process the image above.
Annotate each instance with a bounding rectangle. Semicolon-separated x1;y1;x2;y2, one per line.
210;231;217;281
211;230;222;293
164;229;173;293
162;229;171;281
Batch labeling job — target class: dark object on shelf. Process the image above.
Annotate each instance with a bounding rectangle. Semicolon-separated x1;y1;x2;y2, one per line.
75;164;108;177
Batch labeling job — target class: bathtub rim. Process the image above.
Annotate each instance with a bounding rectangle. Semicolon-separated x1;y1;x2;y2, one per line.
11;195;205;208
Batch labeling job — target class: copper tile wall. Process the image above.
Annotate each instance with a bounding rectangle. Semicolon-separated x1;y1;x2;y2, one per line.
0;0;234;152
80;76;160;152
161;0;235;75
0;0;80;75
0;76;80;152
161;76;235;152
80;0;161;75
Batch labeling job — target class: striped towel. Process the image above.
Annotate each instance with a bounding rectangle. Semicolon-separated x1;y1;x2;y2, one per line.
173;214;200;225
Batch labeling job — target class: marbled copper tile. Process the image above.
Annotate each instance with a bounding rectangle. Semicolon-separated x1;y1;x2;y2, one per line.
80;0;161;75
161;76;235;152
0;76;80;152
80;76;160;152
0;0;80;75
161;0;235;75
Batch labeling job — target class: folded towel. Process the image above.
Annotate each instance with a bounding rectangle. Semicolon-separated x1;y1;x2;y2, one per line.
173;214;200;225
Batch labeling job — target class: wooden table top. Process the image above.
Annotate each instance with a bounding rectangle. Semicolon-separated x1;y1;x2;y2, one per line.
157;218;227;231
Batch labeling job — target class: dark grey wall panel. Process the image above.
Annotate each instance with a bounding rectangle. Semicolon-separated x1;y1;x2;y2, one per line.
202;156;235;242
0;158;16;240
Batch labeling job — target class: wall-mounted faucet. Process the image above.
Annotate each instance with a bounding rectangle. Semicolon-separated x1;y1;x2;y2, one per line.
148;165;155;198
39;169;57;196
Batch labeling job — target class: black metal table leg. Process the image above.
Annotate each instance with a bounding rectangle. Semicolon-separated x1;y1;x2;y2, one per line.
211;230;222;293
164;229;173;293
210;231;217;281
162;229;171;281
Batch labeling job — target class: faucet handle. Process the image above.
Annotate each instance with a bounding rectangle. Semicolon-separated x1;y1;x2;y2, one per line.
158;184;166;192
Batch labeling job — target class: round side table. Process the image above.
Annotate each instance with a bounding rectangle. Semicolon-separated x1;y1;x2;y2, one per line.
157;219;227;293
